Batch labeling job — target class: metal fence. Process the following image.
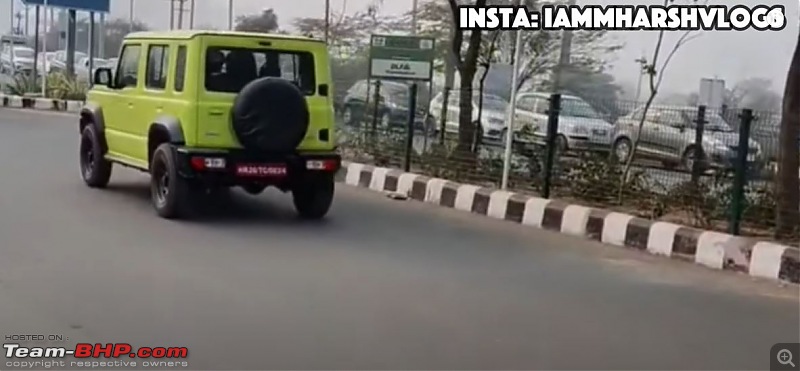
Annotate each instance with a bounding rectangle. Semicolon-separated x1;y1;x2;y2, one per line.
335;86;796;242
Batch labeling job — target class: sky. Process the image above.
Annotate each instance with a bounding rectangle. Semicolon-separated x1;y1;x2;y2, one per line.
1;0;798;96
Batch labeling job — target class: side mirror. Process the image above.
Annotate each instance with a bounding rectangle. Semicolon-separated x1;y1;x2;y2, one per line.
93;67;112;87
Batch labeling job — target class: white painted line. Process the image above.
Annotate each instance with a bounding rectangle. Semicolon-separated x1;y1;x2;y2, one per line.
369;167;389;192
344;163;364;186
601;212;634;246
521;197;550;227
424;178;447;204
560;205;592;237
749;242;789;279
646;222;680;256
454;184;480;212
487;190;513;219
695;231;732;269
396;173;418;197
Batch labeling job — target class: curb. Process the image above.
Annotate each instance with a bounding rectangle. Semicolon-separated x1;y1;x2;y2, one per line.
337;161;800;285
3;94;798;284
0;94;83;113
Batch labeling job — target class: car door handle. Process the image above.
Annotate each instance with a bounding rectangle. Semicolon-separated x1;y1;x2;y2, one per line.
127;102;133;108
209;110;224;116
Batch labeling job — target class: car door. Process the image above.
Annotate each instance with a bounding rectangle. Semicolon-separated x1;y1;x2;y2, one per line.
637;108;669;156
104;42;144;165
138;43;172;164
514;95;537;138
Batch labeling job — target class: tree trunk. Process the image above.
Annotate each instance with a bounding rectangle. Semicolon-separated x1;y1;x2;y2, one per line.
457;68;477;153
775;28;800;239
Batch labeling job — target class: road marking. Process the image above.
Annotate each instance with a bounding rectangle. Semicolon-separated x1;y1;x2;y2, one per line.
487;190;513;220
695;231;731;269
424;178;447;204
602;212;634;246
454;184;480;212
560;205;592;237
749;242;788;279
369;167;389;191
647;222;680;256
521;197;550;227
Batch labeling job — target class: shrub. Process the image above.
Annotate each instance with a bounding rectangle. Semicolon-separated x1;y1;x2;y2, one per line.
46;72;88;101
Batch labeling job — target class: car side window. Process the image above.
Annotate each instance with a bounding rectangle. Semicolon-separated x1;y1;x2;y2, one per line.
533;97;549;114
115;44;141;89
173;45;187;92
517;96;534;112
145;44;170;90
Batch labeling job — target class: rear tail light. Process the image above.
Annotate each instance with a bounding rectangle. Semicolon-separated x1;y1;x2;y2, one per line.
190;157;226;171
306;159;338;171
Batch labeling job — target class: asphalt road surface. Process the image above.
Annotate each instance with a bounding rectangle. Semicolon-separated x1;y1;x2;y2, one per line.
0;108;798;370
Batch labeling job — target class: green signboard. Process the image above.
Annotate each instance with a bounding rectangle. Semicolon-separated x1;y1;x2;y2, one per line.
369;34;435;81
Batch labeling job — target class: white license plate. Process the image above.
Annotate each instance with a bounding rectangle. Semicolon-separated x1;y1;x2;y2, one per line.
235;164;287;177
592;129;607;136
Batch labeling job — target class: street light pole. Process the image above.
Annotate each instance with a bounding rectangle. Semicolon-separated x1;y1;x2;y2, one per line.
552;0;576;93
128;0;134;32
411;0;418;35
324;0;330;43
41;0;48;97
9;0;14;34
189;0;195;29
227;0;233;30
501;0;525;190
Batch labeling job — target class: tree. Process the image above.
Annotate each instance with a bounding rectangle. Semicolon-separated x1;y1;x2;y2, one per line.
446;0;487;154
618;0;703;200
724;78;782;112
560;66;624;120
775;28;800;239
235;9;279;33
294;2;407;59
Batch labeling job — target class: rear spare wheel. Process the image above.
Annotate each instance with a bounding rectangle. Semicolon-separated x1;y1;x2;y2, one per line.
231;77;310;152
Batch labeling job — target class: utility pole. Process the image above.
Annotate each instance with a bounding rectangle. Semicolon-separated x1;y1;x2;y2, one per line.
324;0;330;43
189;0;195;29
128;0;134;32
227;0;233;30
25;6;29;35
176;0;185;29
552;0;576;93
9;0;14;34
411;0;418;35
169;0;175;30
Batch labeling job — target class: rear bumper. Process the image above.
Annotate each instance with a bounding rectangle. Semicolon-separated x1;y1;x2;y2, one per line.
173;146;341;187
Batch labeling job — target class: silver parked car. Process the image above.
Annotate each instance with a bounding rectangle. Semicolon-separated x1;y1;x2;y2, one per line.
514;92;614;152
428;91;517;142
611;105;764;171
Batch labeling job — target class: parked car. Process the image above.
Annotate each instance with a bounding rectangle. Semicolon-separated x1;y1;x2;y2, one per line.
48;50;87;74
428;91;518;143
340;79;427;130
0;45;36;75
612;105;764;171
514;92;614;153
37;51;56;74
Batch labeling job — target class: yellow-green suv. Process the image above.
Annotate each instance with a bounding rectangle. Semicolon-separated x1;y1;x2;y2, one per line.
79;30;340;219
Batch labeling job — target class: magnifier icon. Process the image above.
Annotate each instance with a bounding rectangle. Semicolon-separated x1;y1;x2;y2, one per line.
778;349;796;367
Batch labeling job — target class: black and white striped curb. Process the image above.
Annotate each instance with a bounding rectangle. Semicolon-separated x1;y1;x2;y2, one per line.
0;94;83;112
338;161;800;284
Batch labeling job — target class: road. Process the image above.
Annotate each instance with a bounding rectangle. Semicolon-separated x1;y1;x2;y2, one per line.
0;108;798;370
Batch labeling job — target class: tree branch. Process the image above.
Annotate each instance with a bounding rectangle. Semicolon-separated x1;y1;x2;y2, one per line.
447;0;464;69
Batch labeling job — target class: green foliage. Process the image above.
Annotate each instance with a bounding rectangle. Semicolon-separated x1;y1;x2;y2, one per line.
7;74;41;96
235;9;280;33
46;73;88;101
563;152;649;203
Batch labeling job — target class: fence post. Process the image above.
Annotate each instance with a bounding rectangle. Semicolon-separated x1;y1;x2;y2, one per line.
691;105;707;183
542;93;561;199
729;108;754;236
403;83;418;172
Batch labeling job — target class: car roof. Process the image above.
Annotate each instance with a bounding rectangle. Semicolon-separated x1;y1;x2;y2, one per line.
518;91;582;100
125;30;324;44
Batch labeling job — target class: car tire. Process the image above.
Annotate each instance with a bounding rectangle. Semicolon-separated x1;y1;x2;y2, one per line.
292;175;335;220
612;137;632;163
150;143;193;219
79;124;112;188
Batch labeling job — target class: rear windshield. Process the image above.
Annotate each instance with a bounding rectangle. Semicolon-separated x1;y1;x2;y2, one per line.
205;47;316;95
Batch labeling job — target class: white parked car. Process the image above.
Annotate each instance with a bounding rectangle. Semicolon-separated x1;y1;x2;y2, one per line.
428;91;518;142
0;45;36;75
513;92;615;153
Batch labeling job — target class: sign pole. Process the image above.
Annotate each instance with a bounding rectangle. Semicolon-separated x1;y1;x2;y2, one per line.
501;1;524;190
41;0;47;97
